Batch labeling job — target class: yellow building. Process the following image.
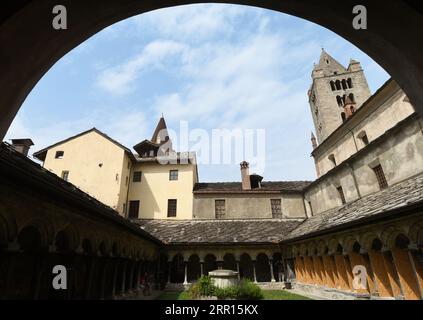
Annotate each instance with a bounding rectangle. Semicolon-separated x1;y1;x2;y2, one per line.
33;117;198;219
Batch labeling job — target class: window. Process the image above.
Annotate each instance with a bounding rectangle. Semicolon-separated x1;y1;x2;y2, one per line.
328;154;337;167
215;200;226;219
330;81;336;91
341;112;346;122
128;200;140;219
55;151;64;159
167;199;177;217
169;170;178;181
342;79;347;90
361;134;369;146
336;186;346;205
335;80;341;91
133;171;142;182
349;93;355;103
336;96;343;107
271;199;282;219
61;170;69;181
373;165;388;190
347;78;353;88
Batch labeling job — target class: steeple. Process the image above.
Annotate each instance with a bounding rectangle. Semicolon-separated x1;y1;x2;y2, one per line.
151;115;169;145
313;49;347;78
308;50;371;143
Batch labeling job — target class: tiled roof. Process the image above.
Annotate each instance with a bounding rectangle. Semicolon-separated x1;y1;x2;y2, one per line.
282;173;423;243
193;181;311;193
0;142;161;244
135;219;302;245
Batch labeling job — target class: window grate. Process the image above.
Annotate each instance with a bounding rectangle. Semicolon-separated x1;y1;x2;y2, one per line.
167;199;177;217
271;199;282;219
133;171;142;182
373;165;388;190
169;170;178;181
128;200;139;219
215;200;226;219
336;186;346;205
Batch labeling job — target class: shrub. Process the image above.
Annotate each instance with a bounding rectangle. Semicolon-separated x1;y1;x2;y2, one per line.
188;282;201;299
236;279;264;300
188;276;264;300
197;275;216;297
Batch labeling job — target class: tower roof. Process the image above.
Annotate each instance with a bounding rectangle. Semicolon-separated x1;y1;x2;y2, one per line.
151;116;169;145
313;49;347;77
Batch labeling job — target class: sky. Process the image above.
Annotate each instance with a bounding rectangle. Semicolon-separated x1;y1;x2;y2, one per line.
4;4;389;182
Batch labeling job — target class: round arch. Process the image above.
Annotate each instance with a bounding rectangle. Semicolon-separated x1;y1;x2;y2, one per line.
0;1;423;140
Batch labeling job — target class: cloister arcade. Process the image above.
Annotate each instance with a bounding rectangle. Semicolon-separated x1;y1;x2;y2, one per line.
164;248;284;286
288;216;423;300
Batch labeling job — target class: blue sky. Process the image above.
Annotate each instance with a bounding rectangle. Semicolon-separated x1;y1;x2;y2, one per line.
5;4;389;182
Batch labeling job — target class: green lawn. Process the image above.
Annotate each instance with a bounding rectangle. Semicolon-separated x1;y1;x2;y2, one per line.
262;290;312;300
156;290;310;300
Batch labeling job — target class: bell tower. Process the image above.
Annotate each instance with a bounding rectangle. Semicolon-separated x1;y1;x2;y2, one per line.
308;50;371;143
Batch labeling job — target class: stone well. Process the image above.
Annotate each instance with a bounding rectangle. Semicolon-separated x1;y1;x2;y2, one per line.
209;270;239;289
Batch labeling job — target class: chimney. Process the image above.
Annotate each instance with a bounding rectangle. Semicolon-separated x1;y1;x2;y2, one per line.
240;161;251;190
10;139;34;156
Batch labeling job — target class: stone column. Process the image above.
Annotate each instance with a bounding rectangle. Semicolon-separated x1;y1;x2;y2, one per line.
368;249;395;297
236;261;240;280
334;254;349;290
252;261;257;283
382;249;403;298
200;261;204;276
312;256;323;285
392;246;421;299
321;255;336;288
408;245;423;299
217;260;223;270
183;261;188;285
111;259;119;298
167;261;172;284
269;259;275;282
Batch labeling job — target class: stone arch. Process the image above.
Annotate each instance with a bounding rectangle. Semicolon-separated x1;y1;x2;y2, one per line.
170;253;185;283
17;225;43;253
307;242;318;256
223;253;237;271
204;254;217;275
256;253;271;282
55;224;80;252
299;243;308;256
328;238;341;255
359;232;382;251
381;226;408;250
341;236;359;253
408;219;423;247
187;254;201;282
239;253;254;280
20;217;55;248
316;240;329;256
0;211;17;242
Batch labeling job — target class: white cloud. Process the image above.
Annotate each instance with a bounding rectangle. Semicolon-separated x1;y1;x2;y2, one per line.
96;40;187;95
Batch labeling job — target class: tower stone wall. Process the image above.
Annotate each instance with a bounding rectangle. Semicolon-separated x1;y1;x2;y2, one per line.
309;50;371;143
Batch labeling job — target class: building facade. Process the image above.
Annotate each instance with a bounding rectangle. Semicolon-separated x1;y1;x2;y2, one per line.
11;50;421;299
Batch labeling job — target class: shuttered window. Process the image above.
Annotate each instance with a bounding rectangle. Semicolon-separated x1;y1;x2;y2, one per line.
271;199;282;219
215;200;226;219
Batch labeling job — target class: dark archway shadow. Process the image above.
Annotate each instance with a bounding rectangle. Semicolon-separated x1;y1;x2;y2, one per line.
0;1;423;139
